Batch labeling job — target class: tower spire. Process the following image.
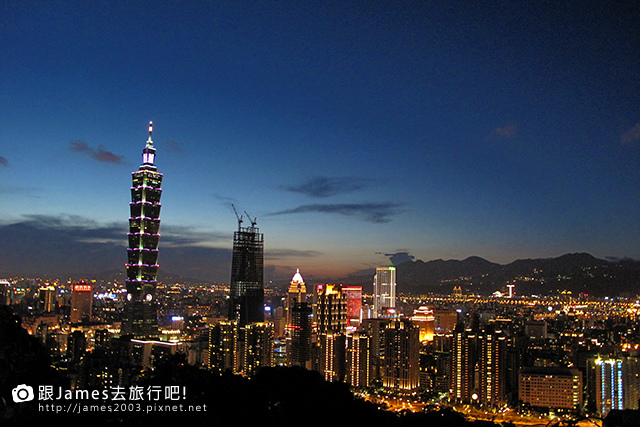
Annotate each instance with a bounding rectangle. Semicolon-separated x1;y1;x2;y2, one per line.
146;121;154;148
141;121;156;168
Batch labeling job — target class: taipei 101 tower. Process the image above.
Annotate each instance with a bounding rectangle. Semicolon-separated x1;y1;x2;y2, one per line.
122;122;163;338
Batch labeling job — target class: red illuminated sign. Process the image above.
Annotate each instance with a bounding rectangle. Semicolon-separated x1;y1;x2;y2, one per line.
73;284;92;292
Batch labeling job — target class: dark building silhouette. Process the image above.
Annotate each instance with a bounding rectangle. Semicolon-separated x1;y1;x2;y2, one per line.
122;122;163;338
67;330;86;366
228;215;264;326
289;302;312;368
361;318;393;384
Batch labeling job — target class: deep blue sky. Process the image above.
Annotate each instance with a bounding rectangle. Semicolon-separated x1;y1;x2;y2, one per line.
1;1;639;282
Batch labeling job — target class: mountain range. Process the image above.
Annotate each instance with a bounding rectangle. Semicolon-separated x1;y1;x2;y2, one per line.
341;253;640;297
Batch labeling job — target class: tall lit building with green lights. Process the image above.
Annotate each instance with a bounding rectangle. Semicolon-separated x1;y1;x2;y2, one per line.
373;266;396;318
122;122;162;338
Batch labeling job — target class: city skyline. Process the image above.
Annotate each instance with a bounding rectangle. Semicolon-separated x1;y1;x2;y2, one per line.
1;2;640;282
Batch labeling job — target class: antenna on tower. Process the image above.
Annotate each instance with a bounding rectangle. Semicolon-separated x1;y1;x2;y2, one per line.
146;121;154;148
231;204;243;231
244;210;257;229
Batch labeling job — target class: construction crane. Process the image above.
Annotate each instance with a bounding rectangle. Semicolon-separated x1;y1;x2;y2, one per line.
244;210;257;230
231;204;243;231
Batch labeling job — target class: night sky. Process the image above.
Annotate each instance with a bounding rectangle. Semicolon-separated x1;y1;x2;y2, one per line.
1;1;639;282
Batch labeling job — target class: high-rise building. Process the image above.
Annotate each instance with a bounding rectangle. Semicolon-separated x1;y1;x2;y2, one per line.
360;318;393;384
411;306;435;342
519;367;583;411
382;320;420;391
449;324;508;406
67;330;87;365
228;216;264;326
588;356;640;416
209;320;273;377
478;326;507;406
239;322;274;377
314;284;347;382
595;358;624;417
347;332;370;387
316;284;346;334
288;301;312;368
450;324;477;403
373;266;396;318
122;122;163;338
39;285;57;313
433;308;458;334
320;332;346;382
70;282;92;323
208;321;238;373
341;286;362;327
286;269;306;327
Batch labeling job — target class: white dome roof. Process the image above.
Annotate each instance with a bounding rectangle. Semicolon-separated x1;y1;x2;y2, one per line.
291;268;304;283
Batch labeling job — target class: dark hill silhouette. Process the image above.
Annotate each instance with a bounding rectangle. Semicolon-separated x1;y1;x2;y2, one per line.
397;252;640;297
340;253;640;297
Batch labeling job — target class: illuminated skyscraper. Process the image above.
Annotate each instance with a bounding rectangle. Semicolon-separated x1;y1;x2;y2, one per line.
315;284;347;381
122;122;163;338
208;321;237;373
228;216;264;326
373;266;396;318
39;285;57;313
478;326;507;406
286;269;306;327
70;282;92;323
382;320;420;391
410;306;435;342
341;286;362;327
450;324;476;403
316;284;346;334
239;322;274;377
588;356;640;416
347;332;370;387
320;332;346;382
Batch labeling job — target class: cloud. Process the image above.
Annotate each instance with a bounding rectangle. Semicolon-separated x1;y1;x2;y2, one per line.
0;214;234;281
487;124;518;139
281;176;367;198
265;249;322;260
0;186;39;195
160;225;231;247
376;251;415;265
212;193;238;205
165;139;183;153
69;140;125;164
267;203;402;223
621;121;640;145
0;156;8;167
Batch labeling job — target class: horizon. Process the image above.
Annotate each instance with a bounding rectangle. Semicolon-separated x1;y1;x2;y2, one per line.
2;2;639;282
0;250;633;285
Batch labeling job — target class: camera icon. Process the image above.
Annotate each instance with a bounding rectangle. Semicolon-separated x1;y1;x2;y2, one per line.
12;385;34;403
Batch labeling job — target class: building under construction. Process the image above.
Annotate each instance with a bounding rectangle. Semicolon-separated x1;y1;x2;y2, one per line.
228;208;264;326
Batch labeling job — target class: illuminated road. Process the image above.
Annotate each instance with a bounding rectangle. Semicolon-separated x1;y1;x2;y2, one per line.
363;394;603;427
